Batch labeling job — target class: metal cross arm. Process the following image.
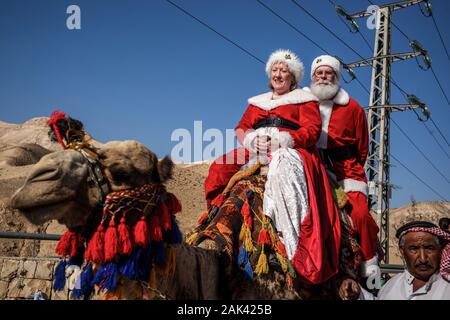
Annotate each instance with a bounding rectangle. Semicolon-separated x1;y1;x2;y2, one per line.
349;0;426;19
347;51;423;68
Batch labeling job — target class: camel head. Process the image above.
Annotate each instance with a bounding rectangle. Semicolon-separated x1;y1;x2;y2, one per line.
10;140;173;229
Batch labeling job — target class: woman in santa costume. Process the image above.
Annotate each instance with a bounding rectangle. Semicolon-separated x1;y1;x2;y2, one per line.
204;49;341;285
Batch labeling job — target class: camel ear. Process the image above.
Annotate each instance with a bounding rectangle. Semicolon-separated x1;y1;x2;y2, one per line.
157;156;174;183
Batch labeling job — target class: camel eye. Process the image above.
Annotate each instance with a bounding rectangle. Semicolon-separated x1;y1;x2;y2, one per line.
108;164;130;184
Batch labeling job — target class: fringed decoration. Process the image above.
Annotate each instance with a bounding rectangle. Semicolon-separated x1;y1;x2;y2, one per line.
255;246;269;276
118;217;133;256
55;230;74;257
257;228;271;246
53;259;67;291
239;223;255;253
80;263;94;299
149;215;163;242
155;241;165;266
134;216;150;247
85;224;105;264
170;217;183;244
119;248;142;280
71;288;83;300
92;262;117;291
104;219;119;262
276;252;288;273
159;201;172;231
138;245;153;281
167;192;182;214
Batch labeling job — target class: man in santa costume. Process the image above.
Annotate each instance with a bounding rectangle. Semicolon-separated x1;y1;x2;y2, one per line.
305;55;380;277
203;49;341;285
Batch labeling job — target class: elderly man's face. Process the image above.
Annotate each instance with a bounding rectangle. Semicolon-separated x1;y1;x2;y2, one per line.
400;231;441;282
313;65;336;84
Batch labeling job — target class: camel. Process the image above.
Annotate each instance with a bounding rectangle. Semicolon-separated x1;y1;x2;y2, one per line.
10;140;304;299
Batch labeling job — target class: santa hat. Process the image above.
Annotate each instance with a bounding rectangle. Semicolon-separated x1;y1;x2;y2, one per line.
310;55;341;80
265;49;304;84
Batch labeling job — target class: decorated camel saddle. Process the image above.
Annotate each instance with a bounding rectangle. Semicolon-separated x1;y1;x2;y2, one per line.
188;159;364;299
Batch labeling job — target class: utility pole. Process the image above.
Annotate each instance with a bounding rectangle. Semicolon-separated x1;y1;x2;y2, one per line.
345;0;430;263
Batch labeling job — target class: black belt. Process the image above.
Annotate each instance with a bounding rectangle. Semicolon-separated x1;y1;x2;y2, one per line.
253;117;300;130
319;144;357;165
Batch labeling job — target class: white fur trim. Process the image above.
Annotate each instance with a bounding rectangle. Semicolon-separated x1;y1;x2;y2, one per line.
333;88;350;105
311;55;341;80
248;88;318;111
360;255;379;277
316;100;333;149
338;178;368;196
303;86;349;106
242;127;295;152
266;49;304;83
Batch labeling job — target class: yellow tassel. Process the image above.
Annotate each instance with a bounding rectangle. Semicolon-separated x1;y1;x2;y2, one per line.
276;252;288;273
335;186;348;209
255;246;269;276
239;223;255;253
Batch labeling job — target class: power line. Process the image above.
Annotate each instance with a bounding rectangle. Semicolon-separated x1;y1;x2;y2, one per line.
422;120;450;159
256;0;331;55
391;118;450;183
165;0;265;65
390;153;448;201
326;0;373;53
367;0;450;110
429;116;450;146
430;12;450;60
430;66;450;108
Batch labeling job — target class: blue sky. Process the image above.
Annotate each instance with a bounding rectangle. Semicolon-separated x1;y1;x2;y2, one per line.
0;0;449;208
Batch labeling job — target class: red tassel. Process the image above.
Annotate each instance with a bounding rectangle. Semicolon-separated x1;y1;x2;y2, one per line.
55;230;75;257
86;225;105;264
118;217;133;256
197;210;209;225
211;193;226;208
70;233;84;258
277;242;287;257
257;228;271;245
104;219;119;261
150;215;163;242
168;192;182;214
134;216;150;247
160;202;172;231
245;215;253;230
241;200;251;217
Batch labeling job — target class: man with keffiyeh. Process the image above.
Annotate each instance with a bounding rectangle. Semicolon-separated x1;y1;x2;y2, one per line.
343;220;450;300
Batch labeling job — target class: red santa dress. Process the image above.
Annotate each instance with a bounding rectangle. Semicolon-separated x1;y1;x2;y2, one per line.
204;88;341;285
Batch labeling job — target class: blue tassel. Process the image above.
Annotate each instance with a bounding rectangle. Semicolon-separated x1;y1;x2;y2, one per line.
244;261;254;281
53;259;67;291
237;246;249;266
119;248;142;280
155;241;165;266
171;217;183;244
138;245;153;281
71;288;83;300
92;262;117;291
80;263;94;299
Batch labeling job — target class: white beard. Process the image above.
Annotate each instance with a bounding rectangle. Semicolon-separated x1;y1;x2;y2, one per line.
310;80;340;101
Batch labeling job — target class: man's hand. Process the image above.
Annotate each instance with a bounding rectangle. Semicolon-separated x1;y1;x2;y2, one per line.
339;278;361;300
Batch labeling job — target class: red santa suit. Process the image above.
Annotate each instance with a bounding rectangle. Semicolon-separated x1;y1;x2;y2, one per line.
305;86;380;275
205;88;341;285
